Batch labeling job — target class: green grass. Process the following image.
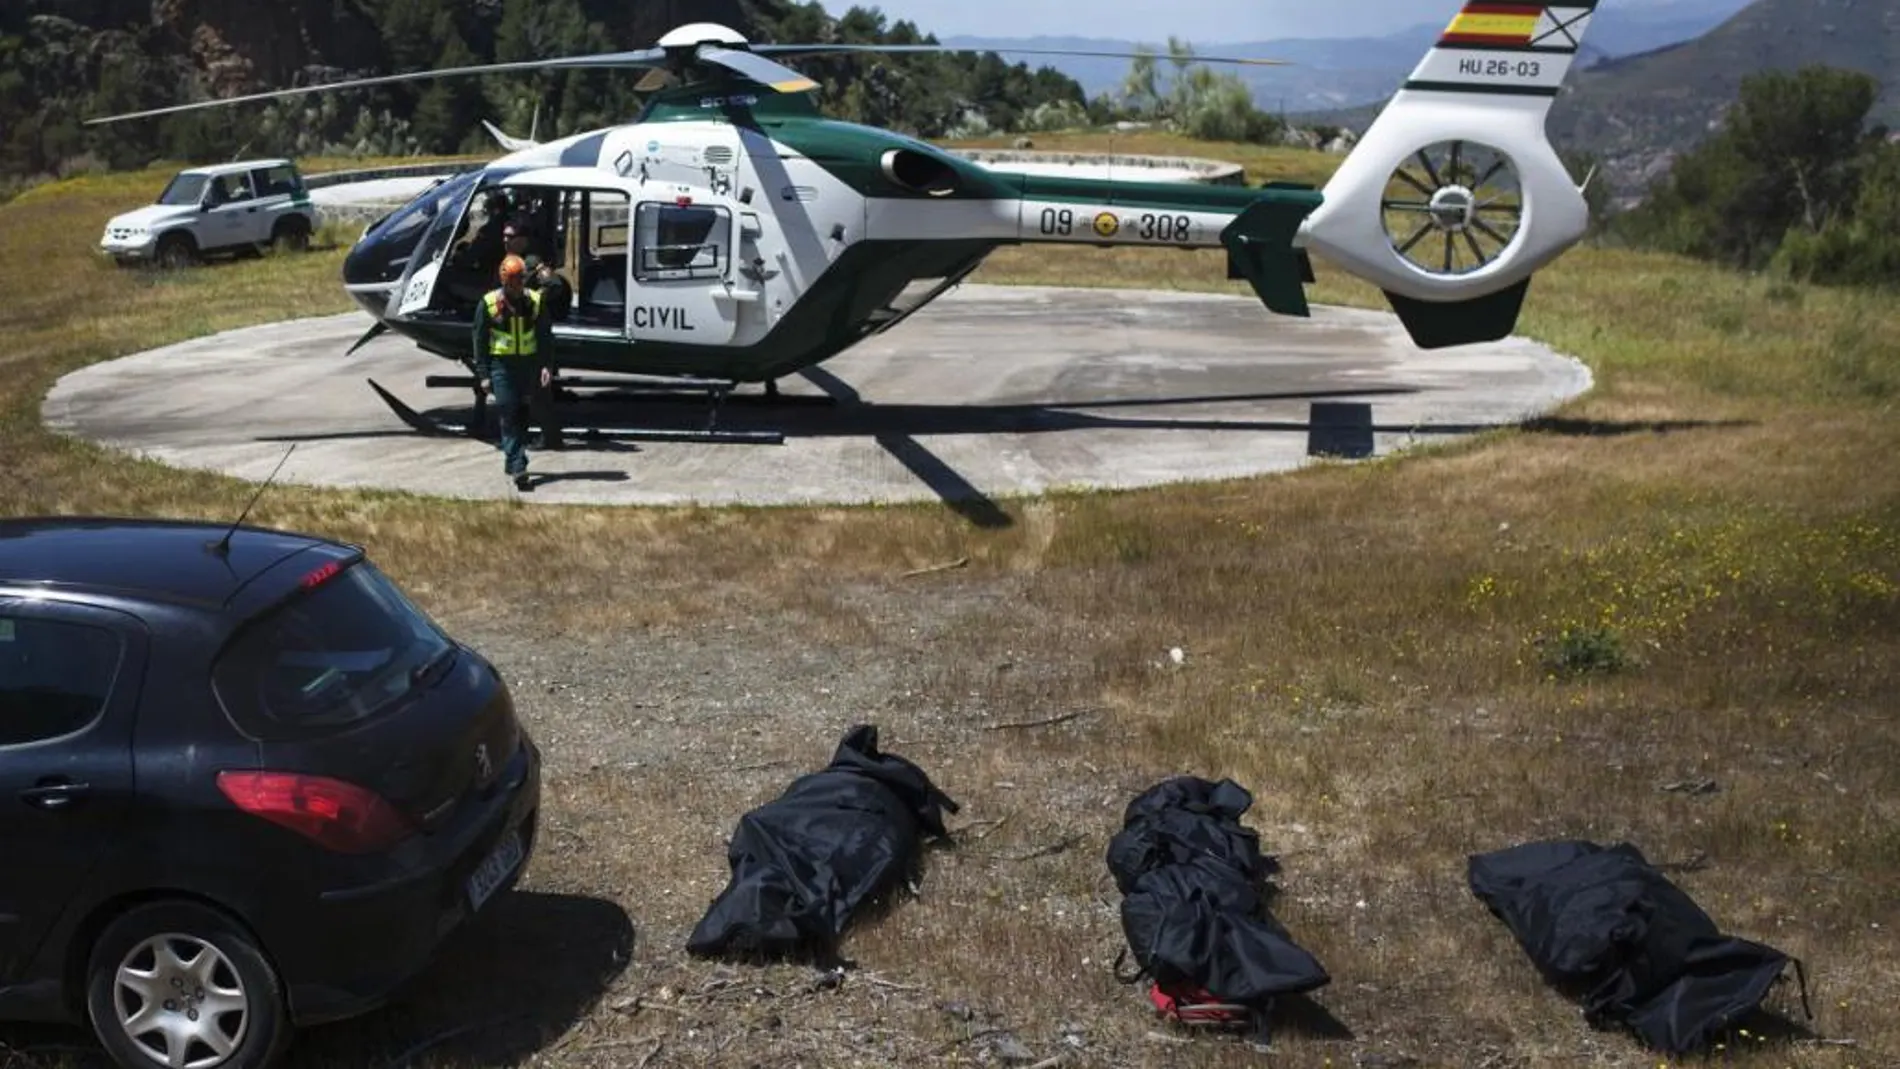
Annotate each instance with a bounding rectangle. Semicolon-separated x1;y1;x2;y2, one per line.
2;133;1896;1068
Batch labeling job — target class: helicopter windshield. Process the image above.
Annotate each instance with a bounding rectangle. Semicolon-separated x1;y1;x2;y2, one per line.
367;169;480;247
345;169;483;292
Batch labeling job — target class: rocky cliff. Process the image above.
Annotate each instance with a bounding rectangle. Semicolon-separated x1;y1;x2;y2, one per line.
147;0;388;95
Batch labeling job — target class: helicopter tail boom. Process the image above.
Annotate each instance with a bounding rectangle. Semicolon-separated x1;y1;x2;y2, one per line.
866;179;1324;319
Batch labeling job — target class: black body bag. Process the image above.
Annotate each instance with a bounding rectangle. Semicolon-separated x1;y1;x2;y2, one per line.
686;724;959;965
1468;839;1811;1054
1106;776;1330;1040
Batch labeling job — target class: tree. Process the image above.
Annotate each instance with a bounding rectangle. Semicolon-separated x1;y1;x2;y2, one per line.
1617;66;1882;269
1120;46;1160;118
0;0;1093;184
1774;140;1900;288
412;21;489;153
1111;40;1279;142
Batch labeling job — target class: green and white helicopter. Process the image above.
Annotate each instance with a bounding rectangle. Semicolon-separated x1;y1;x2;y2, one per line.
91;3;1602;444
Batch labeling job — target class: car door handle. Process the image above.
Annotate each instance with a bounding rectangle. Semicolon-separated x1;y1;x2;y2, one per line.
20;781;90;810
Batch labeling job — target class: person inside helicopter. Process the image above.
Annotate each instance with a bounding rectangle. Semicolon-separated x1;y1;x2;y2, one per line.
467;190;512;264
502;213;572;322
440;190;516;307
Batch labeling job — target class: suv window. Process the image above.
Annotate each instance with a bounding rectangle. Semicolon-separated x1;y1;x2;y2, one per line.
207;172;253;206
212;562;455;734
0;614;123;747
252;165;301;198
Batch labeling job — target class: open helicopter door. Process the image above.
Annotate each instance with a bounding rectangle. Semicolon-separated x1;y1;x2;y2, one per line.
388;170;485;321
485;169;638;342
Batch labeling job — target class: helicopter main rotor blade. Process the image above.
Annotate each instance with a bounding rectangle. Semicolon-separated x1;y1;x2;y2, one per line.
83;47;669;125
753;43;1294;66
695;46;821;93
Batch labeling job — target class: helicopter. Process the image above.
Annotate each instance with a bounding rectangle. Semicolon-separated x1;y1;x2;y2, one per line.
90;4;1602;445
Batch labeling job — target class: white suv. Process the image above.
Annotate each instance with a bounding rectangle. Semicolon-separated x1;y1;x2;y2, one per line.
99;159;320;268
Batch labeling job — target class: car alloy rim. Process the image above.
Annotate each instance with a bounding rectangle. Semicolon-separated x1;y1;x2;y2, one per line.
113;933;249;1068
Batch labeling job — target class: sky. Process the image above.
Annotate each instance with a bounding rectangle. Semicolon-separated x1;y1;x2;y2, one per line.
815;0;1706;43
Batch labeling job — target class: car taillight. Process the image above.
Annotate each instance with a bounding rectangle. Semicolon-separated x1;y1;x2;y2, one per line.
300;560;343;588
216;771;414;854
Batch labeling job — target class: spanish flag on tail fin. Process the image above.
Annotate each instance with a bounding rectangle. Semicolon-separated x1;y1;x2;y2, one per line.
1440;3;1548;47
1405;1;1599;97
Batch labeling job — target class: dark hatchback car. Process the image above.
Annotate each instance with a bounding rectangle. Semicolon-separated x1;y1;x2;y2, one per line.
0;517;540;1069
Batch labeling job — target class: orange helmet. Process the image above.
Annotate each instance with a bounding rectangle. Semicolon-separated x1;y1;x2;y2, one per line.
498;254;527;282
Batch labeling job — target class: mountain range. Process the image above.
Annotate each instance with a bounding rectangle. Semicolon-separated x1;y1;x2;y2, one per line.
1289;0;1900;194
1548;0;1900;187
941;0;1755;114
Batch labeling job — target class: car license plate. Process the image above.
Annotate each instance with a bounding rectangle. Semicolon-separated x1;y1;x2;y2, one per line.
466;827;524;912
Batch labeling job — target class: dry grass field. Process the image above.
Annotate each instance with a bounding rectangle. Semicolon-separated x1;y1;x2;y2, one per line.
1;133;1896;1069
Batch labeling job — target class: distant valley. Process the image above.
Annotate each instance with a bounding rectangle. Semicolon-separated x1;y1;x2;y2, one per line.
1293;0;1900;197
943;0;1754;114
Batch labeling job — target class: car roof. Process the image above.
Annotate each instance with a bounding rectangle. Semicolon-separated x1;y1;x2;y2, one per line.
0;516;360;613
179;159;295;177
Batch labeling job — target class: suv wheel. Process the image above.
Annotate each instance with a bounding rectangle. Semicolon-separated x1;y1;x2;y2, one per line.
85;901;292;1069
271;217;311;253
155;233;197;269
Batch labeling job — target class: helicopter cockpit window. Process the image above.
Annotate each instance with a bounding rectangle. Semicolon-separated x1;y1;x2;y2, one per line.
634;202;729;281
366;170;479;249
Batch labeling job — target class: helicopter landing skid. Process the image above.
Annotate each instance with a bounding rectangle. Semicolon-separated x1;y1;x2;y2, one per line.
421;373;838;410
366;377;786;445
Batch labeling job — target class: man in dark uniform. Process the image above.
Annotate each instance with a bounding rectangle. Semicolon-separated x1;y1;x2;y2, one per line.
500;217;571;446
472;254;555;490
503;216;572;320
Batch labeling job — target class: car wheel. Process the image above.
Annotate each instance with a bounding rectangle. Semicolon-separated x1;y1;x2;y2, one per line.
271;217;311;253
155;234;197;269
84;901;292;1069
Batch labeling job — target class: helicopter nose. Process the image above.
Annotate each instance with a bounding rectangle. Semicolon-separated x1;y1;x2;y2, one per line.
342;223;408;319
346;282;395;319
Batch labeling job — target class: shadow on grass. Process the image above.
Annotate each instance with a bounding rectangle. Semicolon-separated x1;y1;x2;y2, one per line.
1521;416;1759;437
1268;992;1354;1041
0;891;633;1068
286;890;634;1067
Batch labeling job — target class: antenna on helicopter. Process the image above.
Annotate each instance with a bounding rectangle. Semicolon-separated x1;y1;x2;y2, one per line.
206;443;297;558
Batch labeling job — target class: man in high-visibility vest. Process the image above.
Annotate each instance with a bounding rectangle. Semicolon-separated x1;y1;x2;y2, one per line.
472;254;556;490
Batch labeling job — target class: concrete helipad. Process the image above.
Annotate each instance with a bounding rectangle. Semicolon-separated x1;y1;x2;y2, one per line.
42;283;1591;510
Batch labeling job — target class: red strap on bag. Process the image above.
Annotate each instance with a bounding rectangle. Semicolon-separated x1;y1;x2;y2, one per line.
1149;982;1251;1026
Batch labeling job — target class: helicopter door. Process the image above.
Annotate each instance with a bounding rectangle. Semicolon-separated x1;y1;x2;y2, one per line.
626;195;741;346
390;170;483;320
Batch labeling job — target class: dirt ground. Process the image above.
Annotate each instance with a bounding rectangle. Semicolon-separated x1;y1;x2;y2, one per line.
379;571;1365;1069
373;573;1195;1069
7;164;1886;1069
4;542;1860;1069
2;569;1400;1069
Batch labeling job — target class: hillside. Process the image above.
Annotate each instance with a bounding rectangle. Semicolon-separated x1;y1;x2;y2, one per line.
940;0;1751;114
1299;0;1900;197
941;27;1447;114
1548;0;1900;190
0;0;1090;183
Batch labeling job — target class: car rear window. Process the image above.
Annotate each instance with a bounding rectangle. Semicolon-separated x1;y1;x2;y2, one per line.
252;165;301;197
212;561;455;733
